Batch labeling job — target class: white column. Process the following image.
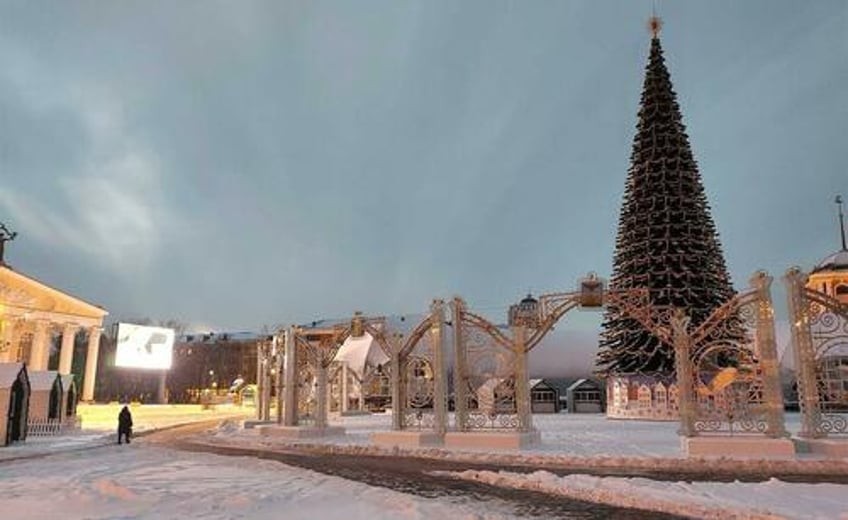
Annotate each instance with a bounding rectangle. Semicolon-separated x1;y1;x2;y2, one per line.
256;341;265;420
390;345;403;430
785;268;822;438
29;320;50;370
326;367;334;412
0;319;16;363
283;327;299;426
340;362;349;413
275;339;285;424
750;271;788;438
82;326;102;402
671;310;696;437
263;358;272;421
315;364;328;428
512;324;532;432
430;299;448;436
58;324;78;375
451;297;468;432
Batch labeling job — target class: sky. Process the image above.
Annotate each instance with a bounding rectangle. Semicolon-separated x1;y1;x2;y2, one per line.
1;1;846;334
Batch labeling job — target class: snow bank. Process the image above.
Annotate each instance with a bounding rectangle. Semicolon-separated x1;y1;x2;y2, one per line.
435;470;848;520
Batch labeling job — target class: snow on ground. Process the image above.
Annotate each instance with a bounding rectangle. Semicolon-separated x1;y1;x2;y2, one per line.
211;411;809;459
0;404;251;463
436;470;848;520
3;411;846;520
212;411;688;456
77;403;252;433
0;430;115;462
0;445;517;520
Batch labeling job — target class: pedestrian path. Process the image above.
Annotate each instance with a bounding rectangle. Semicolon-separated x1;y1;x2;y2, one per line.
1;404;252;463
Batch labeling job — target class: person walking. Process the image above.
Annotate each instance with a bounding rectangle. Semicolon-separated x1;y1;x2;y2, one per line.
118;405;133;444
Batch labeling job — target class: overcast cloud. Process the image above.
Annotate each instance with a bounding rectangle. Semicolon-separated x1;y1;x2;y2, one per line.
1;1;846;335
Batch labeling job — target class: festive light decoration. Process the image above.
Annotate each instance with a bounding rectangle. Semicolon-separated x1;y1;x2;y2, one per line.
597;24;738;376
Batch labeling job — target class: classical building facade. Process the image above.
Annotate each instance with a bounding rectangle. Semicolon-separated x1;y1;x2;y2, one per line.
0;265;108;401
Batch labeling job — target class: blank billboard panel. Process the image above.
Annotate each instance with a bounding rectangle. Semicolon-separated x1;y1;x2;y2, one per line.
115;323;175;370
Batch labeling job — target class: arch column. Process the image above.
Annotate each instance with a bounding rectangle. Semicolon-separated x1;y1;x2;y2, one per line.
283;327;299;426
512;324;532;432
82;326;102;402
340;361;349;413
58;323;79;375
315;364;328;428
750;271;788;438
430;299;448;436
29;320;51;371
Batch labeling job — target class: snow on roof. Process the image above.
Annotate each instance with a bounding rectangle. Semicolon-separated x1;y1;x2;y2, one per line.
812;249;848;273
300;313;431;336
333;332;390;379
0;362;26;388
60;374;76;390
567;378;589;391
29;370;60;391
299;318;350;330
0;265;108;318
179;331;266;344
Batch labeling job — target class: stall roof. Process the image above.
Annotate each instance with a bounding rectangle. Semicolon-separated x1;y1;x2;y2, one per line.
29;370;60;391
0;362;27;390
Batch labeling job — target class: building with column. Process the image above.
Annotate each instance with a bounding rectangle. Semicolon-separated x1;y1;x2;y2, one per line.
0;264;108;402
807;196;848;304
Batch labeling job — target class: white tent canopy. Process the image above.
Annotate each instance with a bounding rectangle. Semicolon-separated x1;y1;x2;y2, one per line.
333;332;389;380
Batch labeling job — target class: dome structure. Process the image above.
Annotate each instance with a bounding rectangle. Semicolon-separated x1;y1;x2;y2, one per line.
812;249;848;274
806;196;848;303
508;293;540;328
519;293;539;308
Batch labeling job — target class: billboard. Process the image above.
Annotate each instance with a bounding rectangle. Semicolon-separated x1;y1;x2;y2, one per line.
115;323;175;370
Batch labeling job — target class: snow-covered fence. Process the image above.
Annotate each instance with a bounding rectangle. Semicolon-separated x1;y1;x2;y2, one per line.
27;417;81;437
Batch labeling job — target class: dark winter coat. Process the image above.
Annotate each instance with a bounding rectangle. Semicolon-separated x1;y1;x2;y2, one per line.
118;407;133;433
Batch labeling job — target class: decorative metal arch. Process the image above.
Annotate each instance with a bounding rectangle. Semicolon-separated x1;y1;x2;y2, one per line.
786;268;848;437
525;293;581;351
281;330;348;427
610;271;787;438
452;297;522;432
310;304;448;433
372;303;447;433
451;277;605;433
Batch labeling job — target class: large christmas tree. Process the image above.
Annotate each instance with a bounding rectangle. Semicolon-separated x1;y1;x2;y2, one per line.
597;21;737;376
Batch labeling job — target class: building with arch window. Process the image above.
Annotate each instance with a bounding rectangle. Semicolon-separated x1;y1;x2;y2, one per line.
807;250;848;304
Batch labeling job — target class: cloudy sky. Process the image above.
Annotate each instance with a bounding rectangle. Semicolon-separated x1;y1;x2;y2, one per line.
1;1;846;334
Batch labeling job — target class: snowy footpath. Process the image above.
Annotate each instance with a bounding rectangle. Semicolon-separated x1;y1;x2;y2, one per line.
0;444;519;520
0;404;251;463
